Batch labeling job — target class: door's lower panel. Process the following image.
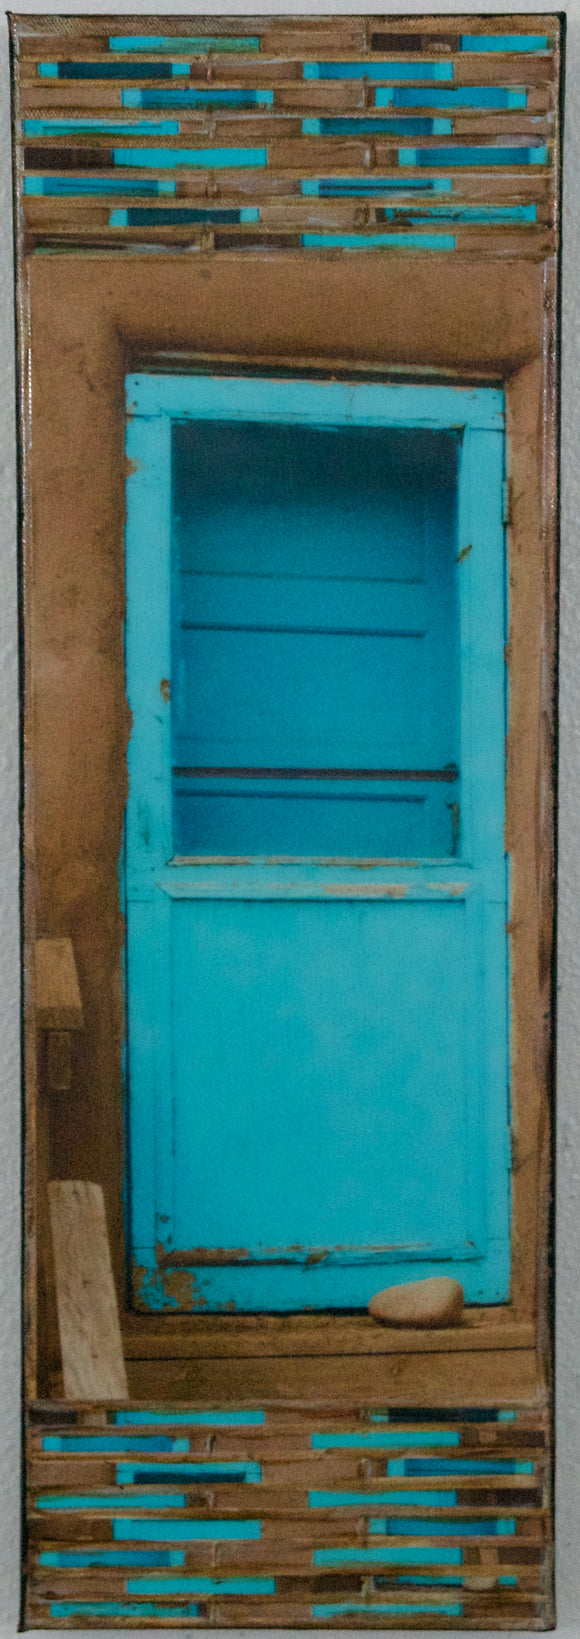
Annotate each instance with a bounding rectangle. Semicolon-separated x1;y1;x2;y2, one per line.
26;1398;552;1629
129;889;510;1311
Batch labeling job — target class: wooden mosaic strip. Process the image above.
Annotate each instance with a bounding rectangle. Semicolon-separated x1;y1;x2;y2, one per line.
11;13;561;257
25;1401;553;1628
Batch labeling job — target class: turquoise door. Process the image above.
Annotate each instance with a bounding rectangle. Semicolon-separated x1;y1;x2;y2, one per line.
124;376;510;1313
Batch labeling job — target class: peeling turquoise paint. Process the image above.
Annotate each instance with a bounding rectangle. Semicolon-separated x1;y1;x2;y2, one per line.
376;86;527;108
387;1457;534;1475
40;1550;186;1567
313;1547;463;1566
122;88;274;107
378;204;536;223
114;1519;261;1541
301;231;456;249
114;1409;265;1426
42;1436;189;1453
302;178;453;195
126;1576;275;1595
399;143;548;165
384;1576;466;1586
132;1265;181;1311
369;1409;516;1423
109;35;261;52
369;1517;516;1536
302;116;453;134
114;145;268;167
303;62;454;81
461;33;550;50
24;177;177;195
312;1601;463;1618
311;1430;460;1449
116;1461;262;1484
110;206;259;227
37;60;190;78
309;1490;457;1507
50;1602;201;1619
24;118;180;135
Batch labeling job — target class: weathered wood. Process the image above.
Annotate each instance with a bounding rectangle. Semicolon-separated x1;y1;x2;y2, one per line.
48;1182;128;1400
29;1510;547;1545
13;7;560;261
121;1314;535;1359
24;1395;551;1630
125;1346;540;1405
35;938;83;1033
46;1030;72;1093
29;1569;543;1601
27;1419;547;1454
26;1461;543;1501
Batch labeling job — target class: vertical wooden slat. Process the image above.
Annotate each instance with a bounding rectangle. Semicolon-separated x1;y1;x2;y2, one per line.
48;1182;128;1400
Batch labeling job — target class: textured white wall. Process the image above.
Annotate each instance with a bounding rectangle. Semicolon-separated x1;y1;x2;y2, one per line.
0;3;577;1635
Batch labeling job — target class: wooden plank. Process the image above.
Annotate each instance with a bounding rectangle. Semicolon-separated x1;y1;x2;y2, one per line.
268;136;372;168
19;194;552;224
276;85;366;111
48;1182;128;1400
27;1451;546;1490
126;1348;541;1405
35;938;83;1031
28;1557;542;1591
27;1395;549;1421
144;200;538;234
18;55;305;83
27;1421;547;1456
24;1514;547;1553
260;30;367;54
13;56;555;95
20;228;553;264
10;13;561;41
29;1567;543;1601
19;224;550;255
120;1316;536;1358
26;1511;547;1546
450;114;551;137
19;171;552;205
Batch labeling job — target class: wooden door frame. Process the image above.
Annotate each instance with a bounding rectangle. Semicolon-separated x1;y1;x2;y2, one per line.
21;249;556;1400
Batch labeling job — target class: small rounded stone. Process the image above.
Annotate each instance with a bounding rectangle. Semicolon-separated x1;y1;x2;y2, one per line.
368;1276;465;1328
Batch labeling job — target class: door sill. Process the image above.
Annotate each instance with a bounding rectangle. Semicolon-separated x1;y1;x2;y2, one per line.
121;1308;534;1360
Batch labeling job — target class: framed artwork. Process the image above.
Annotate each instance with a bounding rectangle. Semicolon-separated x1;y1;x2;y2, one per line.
12;11;561;1628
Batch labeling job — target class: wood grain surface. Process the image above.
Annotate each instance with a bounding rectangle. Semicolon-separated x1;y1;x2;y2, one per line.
48;1182;128;1400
